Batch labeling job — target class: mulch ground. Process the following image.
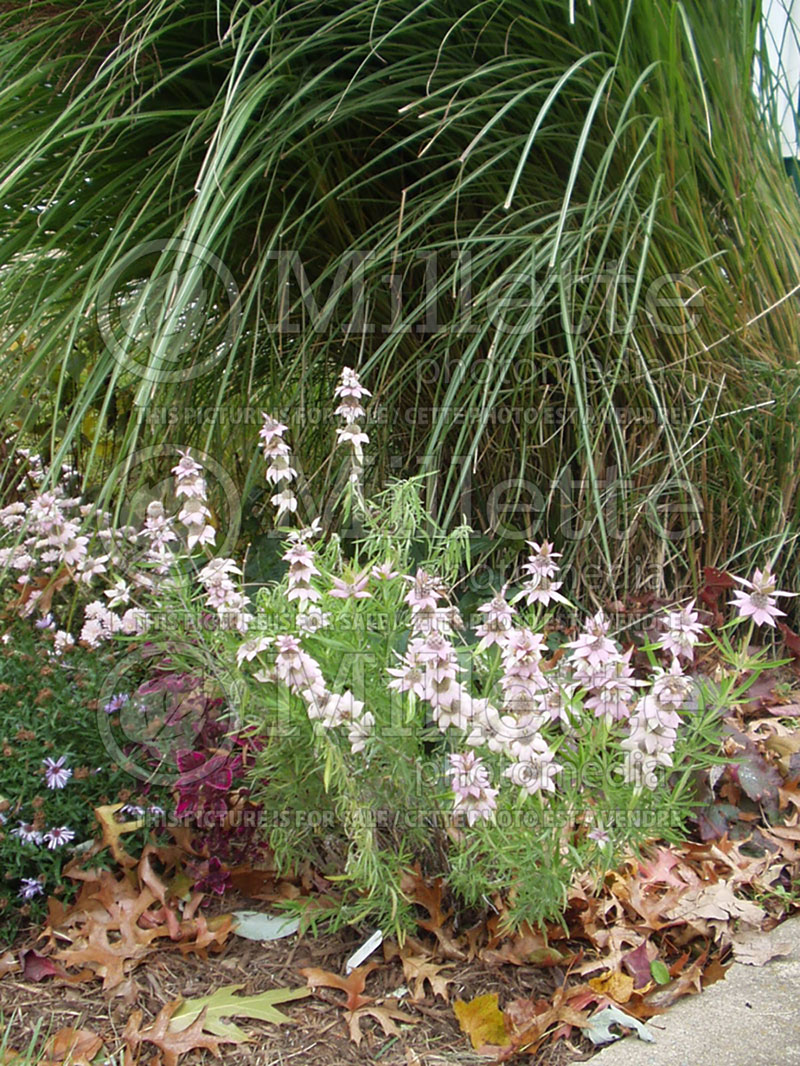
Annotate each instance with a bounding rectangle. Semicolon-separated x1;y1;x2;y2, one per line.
0;892;594;1065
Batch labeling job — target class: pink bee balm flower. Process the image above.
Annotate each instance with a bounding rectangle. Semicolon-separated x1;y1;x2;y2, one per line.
520;572;569;608
335;424;370;453
503;737;562;795
259;415;289;447
522;540;562;580
449;750;491;799
334;367;372;401
404;568;446;614
387;638;428;699
565;610;618;668
660;599;705;660
236;636;272;666
329;571;371;599
271;488;297;519
346;707;375;753
730;568;796;627
448;751;498;826
371;561;400;581
274;635;326;696
475;593;516;649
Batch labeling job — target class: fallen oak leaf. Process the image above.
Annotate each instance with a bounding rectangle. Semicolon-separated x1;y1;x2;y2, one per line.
169;982;310;1041
663;880;765;927
9;570;71;616
299;962;377;1011
397;949;454;1001
730;927;794;967
399;866;465;960
500;983;597;1056
453;993;510;1050
41;1028;104;1065
123;1001;233;1066
636;847;698;889
778;622;800;665
52;881;172;989
178;912;233;957
94;803;145;868
347;1004;418;1047
588;970;635;1005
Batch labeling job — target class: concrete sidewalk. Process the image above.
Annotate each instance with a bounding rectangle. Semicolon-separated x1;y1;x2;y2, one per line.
592;916;800;1066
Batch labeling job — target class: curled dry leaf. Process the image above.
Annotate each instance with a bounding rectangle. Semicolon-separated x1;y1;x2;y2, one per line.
348;1004;417;1047
94;803;144;868
397;947;454;1001
453;993;510;1051
123;1000;233;1066
588;970;635;1004
41;1027;104;1065
19;950;69;983
298;962;377;1011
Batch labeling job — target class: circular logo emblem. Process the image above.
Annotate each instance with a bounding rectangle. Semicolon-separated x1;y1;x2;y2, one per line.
97;646;245;786
96;239;241;383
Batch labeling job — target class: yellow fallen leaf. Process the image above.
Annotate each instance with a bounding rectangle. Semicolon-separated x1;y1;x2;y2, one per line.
453;993;510;1049
589;970;634;1004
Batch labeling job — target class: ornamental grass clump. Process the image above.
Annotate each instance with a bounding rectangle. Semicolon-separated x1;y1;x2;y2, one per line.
1;368;795;934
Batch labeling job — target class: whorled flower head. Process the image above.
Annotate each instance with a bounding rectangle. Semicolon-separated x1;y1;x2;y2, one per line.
475;592;516;649
448;751;498;826
503;738;562;796
660;599;705;660
730;568;796;627
565;610;617;668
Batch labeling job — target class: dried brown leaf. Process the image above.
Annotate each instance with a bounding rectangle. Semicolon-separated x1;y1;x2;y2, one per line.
298;962;377;1011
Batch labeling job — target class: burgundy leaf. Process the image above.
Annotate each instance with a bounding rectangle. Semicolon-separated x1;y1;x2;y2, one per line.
20;950;68;982
622;941;653;989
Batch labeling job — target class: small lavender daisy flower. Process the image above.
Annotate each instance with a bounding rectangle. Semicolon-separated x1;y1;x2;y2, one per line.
588;827;611;846
103;692;129;714
11;822;43;845
43;825;75;850
19;878;44;900
120;804;146;817
43;755;72;789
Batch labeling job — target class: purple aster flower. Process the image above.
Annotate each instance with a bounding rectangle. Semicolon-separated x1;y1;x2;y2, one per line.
103;692;129;714
11;822;43;845
19;878;44;900
43;825;75;850
588;827;611;846
43;755;72;789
